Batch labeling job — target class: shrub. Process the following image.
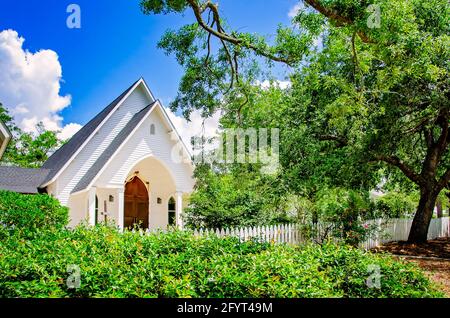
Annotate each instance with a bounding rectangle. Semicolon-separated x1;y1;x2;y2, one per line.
306;188;374;246
370;191;418;218
0;190;68;238
185;164;288;229
0;225;442;298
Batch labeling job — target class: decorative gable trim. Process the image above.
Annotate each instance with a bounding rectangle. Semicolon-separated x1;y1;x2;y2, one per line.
71;101;157;195
40;78;149;188
71;101;194;195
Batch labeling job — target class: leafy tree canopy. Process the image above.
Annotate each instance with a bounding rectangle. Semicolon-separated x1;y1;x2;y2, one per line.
0;103;64;168
140;0;449;242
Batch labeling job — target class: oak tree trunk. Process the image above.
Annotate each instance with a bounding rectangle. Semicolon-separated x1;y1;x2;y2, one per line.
408;187;438;243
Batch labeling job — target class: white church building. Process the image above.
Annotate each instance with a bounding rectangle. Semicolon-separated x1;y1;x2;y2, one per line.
0;78;195;230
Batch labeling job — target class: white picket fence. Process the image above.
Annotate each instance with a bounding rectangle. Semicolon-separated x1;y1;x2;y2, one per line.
360;216;450;249
193;217;450;250
193;223;306;245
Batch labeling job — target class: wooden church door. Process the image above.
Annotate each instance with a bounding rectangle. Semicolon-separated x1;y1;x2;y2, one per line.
124;177;149;229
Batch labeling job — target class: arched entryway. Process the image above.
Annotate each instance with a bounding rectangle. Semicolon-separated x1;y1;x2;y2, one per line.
124;176;149;229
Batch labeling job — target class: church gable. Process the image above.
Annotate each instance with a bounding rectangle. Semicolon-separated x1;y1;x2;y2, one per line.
0;77;195;230
72;101;158;194
41;79;141;186
46;79;156;205
93;104;194;193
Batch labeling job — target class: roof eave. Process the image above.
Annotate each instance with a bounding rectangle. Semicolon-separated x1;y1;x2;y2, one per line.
39;78;146;188
71;101;158;194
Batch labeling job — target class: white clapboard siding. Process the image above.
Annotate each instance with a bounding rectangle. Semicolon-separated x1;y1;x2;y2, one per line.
194;217;450;249
96;107;194;193
57;85;151;206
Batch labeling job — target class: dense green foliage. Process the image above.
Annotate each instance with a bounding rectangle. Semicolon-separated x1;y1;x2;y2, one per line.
0;191;68;238
0;191;441;298
185;86;294;228
0;225;442;298
371;191;419;219
0;103;63;168
185;163;290;229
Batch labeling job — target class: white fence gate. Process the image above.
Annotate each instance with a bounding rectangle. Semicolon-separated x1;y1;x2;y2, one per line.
193;217;450;250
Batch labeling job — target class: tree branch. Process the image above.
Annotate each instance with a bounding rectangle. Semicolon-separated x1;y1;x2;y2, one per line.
233;50;240;84
375;154;423;185
350;32;364;89
186;0;293;64
219;36;235;93
236;93;249;125
318;134;348;147
437;168;450;191
435;108;449;157
304;0;374;43
419;109;449;181
204;19;214;67
422;128;433;148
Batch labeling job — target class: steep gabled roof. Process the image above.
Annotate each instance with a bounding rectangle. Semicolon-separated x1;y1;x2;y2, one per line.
40;79;141;187
0;166;49;194
71;101;157;194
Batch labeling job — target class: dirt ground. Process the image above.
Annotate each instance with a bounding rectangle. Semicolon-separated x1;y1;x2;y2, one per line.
373;238;450;297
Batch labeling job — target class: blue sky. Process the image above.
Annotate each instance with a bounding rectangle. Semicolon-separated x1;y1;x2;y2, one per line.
0;0;298;132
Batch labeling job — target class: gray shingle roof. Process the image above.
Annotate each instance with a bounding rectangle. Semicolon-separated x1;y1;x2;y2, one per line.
40;79;140;186
71;101;157;194
0;166;50;194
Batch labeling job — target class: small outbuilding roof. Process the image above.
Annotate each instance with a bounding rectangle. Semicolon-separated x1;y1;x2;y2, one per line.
0;166;50;194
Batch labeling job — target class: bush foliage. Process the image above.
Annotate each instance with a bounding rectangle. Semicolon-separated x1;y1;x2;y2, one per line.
370;191;418;219
0;224;442;298
0;190;68;238
185;163;289;229
0;190;441;298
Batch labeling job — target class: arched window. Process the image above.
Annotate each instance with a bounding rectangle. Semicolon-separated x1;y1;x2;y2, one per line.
150;124;156;135
168;197;176;226
95;195;99;225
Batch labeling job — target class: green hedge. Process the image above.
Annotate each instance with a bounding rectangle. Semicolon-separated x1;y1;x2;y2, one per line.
0;225;442;298
0;190;68;237
370;191;418;218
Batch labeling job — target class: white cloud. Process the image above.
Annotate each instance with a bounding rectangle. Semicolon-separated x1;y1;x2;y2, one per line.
58;123;82;140
288;3;305;18
256;79;292;90
164;106;221;155
0;29;81;139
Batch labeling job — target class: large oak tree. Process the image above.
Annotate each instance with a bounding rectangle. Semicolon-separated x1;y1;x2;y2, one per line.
140;0;449;243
